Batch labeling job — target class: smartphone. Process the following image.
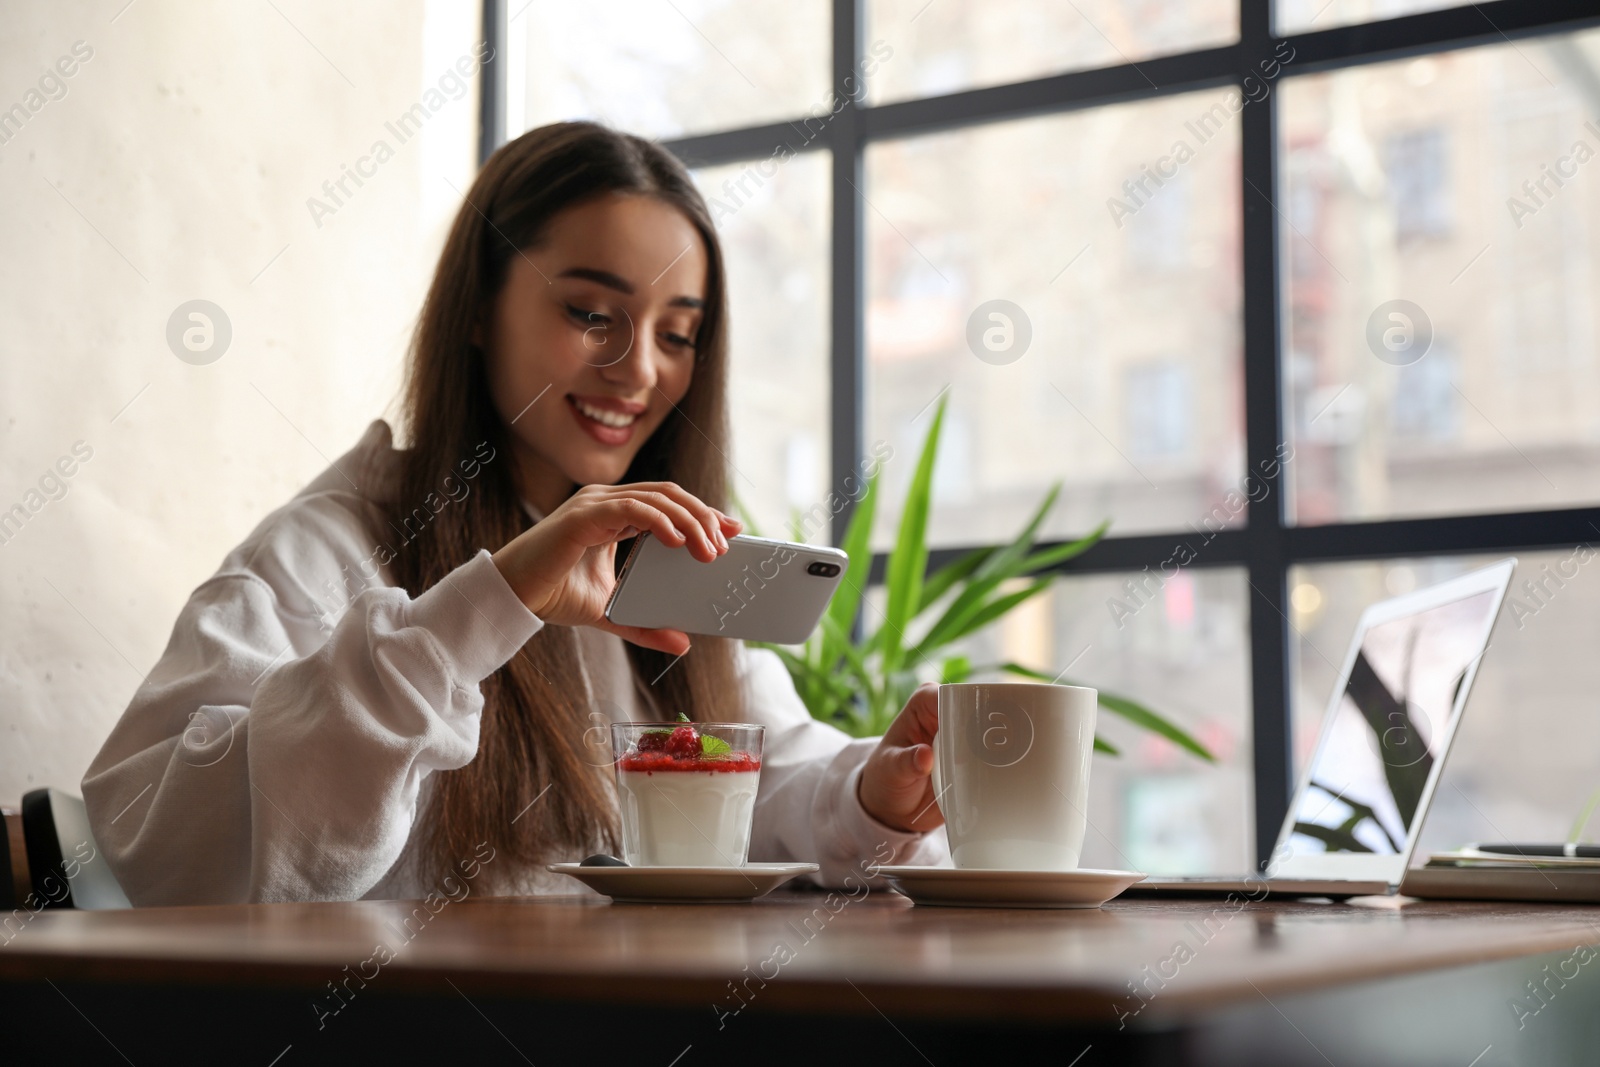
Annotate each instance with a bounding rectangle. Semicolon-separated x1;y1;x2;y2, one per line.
604;533;848;645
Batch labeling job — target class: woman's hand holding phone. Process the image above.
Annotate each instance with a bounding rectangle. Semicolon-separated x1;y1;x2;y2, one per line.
491;481;742;655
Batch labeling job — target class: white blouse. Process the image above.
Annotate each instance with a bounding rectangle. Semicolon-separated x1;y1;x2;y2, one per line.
82;421;945;905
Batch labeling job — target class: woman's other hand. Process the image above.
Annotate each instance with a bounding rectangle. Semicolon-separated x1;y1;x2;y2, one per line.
858;683;944;833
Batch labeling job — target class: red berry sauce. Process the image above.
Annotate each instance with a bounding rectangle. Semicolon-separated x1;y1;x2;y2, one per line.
618;751;761;774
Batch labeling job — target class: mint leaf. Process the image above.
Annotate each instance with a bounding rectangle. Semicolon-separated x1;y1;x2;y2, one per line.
700;735;732;757
676;712;692;723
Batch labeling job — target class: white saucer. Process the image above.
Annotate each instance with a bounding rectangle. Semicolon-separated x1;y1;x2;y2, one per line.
875;865;1146;909
547;862;819;903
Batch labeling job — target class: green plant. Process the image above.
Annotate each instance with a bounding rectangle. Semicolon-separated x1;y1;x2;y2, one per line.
744;393;1214;762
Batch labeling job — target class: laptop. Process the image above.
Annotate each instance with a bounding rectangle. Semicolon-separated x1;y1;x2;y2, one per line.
1122;558;1517;899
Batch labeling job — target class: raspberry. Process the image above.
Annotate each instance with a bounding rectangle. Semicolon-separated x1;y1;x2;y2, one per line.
637;730;669;753
664;724;701;760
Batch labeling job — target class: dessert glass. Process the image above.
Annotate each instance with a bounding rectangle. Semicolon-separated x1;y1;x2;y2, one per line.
610;722;764;867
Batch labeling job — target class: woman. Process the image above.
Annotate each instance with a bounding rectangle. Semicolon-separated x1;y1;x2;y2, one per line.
82;122;947;904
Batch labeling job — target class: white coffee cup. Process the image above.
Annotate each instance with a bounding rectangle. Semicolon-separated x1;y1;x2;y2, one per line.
932;682;1098;871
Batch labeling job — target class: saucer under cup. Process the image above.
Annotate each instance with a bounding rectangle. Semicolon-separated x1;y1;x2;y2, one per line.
548;862;818;904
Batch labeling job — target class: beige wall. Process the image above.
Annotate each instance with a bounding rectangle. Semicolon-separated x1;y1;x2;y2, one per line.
0;1;480;802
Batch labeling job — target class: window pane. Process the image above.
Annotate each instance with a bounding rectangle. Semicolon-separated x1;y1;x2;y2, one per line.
865;93;1244;551
929;567;1253;876
1288;552;1600;861
1281;30;1600;525
692;153;831;537
508;1;829;139
1276;0;1466;35
866;0;1237;105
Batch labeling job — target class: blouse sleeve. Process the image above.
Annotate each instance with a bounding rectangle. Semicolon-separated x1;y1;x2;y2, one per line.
736;644;949;887
81;545;540;905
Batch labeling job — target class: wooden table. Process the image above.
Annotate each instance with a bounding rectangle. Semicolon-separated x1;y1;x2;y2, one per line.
5;890;1600;1065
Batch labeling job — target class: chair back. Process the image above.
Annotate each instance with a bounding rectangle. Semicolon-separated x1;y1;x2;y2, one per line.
0;807;16;910
21;788;131;910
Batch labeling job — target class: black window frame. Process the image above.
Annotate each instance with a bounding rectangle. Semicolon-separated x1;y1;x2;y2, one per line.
483;0;1600;866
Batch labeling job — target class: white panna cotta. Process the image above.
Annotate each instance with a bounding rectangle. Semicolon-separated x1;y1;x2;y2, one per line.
615;758;761;867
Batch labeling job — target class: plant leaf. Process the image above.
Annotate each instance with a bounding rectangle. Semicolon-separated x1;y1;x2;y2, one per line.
824;618;873;679
995;661;1054;682
752;419;1197;770
882;392;947;676
950;577;1055;642
906;488;1077;666
993;664;1213;763
821;468;881;675
819;614;883;739
906;577;1054;665
971;481;1062;584
916;545;994;614
1093;690;1215;763
759;642;853;725
1018;519;1110;573
1569;785;1600;844
940;654;972;684
878;668;922;735
906;513;1107;672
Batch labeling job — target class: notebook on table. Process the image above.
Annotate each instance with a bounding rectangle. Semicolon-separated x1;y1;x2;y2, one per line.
1122;559;1516;900
1400;848;1600;903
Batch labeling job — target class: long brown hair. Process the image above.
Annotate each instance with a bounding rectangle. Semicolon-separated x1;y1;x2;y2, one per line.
388;121;739;887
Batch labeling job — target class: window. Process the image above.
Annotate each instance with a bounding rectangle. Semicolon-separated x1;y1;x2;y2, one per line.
1384;126;1451;240
505;1;830;139
1125;362;1193;460
863;93;1242;549
865;0;1238;105
497;0;1600;868
1125;156;1195;273
689;153;832;537
1389;341;1458;443
1281;29;1600;525
1276;0;1471;35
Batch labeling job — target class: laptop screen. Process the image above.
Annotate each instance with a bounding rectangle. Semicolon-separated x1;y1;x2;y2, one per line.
1286;587;1501;859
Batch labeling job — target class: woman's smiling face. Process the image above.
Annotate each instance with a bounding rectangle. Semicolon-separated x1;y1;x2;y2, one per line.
484;192;708;511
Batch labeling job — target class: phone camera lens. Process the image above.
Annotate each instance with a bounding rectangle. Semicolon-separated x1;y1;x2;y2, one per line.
807;561;841;578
